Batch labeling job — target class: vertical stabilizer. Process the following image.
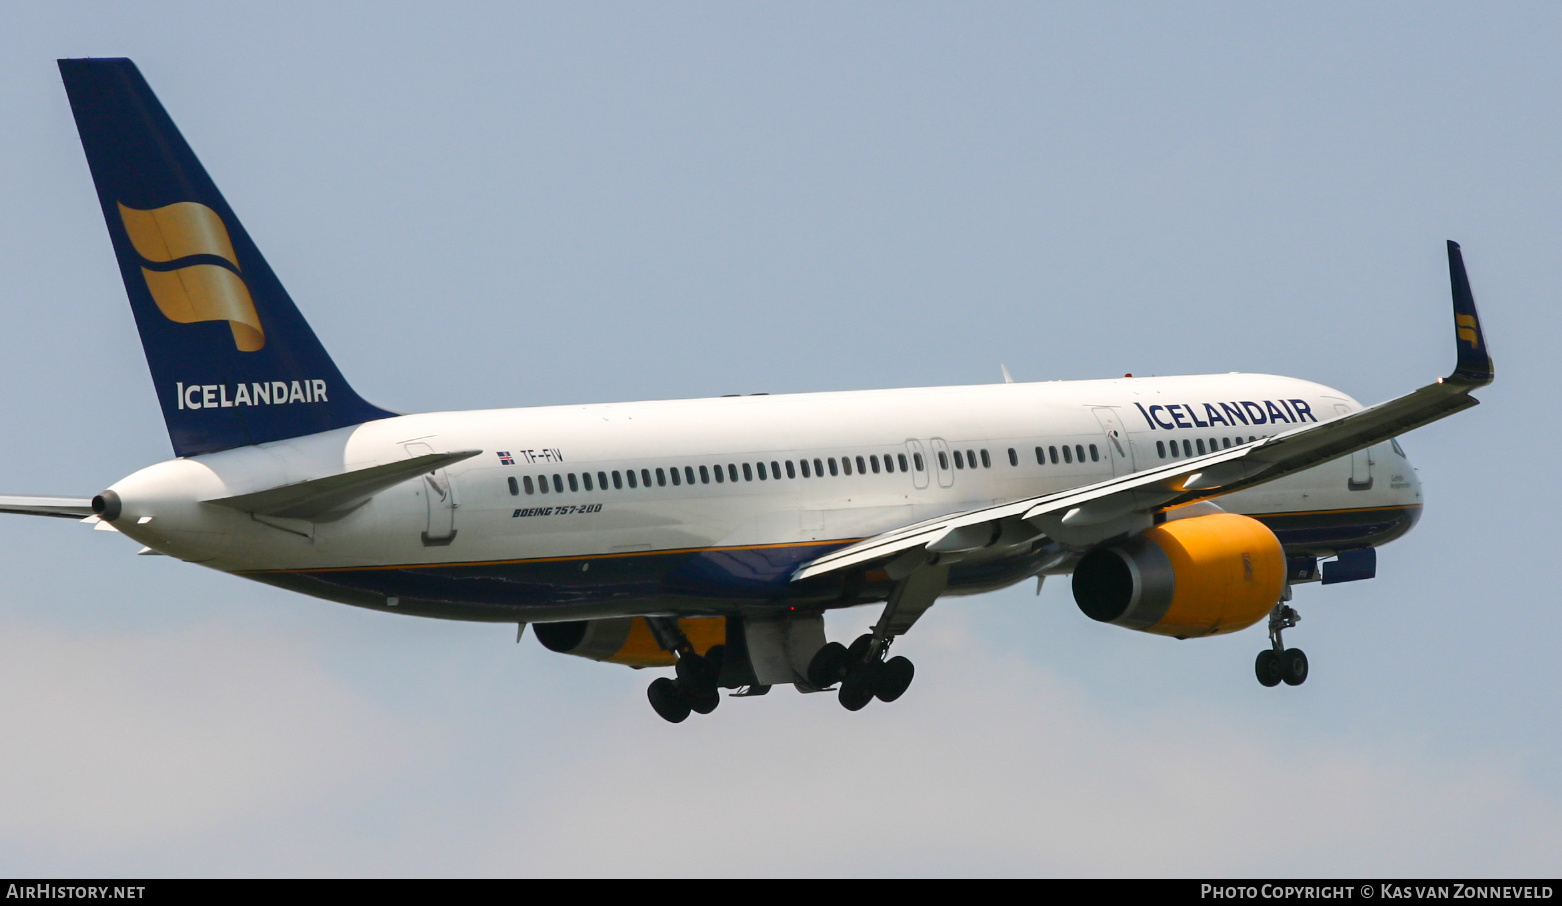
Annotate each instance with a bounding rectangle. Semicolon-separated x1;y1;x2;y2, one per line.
59;58;395;456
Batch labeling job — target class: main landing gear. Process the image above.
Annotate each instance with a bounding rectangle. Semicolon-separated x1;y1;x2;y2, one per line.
644;618;731;724
1255;599;1308;688
806;633;915;711
804;555;946;711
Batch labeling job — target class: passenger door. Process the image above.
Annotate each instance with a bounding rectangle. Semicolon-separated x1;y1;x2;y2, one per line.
1091;407;1134;476
929;438;955;488
1334;404;1373;491
904;439;930;490
405;441;459;545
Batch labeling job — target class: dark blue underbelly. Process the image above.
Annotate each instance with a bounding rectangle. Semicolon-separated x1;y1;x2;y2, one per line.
249;505;1420;620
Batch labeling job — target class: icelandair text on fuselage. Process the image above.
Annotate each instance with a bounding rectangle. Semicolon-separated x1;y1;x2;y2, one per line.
6;887;145;899
174;379;327;410
1202;886;1552;900
1134;399;1318;430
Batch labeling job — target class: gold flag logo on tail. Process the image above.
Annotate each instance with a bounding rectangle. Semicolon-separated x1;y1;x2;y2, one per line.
117;202;265;352
1455;313;1480;349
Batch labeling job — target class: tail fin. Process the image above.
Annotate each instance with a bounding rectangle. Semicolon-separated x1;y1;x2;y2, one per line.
58;58;394;457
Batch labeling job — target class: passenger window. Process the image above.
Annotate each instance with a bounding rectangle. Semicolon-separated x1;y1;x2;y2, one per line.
728;464;738;482
937;451;948;470
655;468;666;487
1222;438;1231;449
772;461;782;479
524;475;535;494
1196;439;1206;455
1074;444;1084;463
981;449;991;468
743;462;754;481
856;455;867;474
685;466;695;485
841;457;852;476
641;468;652;487
814;458;824;477
1062;446;1073;464
1035;446;1045;465
1008;448;1017;467
1157;440;1166;458
713;465;723;484
626;470;637;489
1183;440;1193;457
538;475;549;494
699;465;710;484
553;474;564;493
1089;444;1098;462
583;473;593;491
598;471;608;490
828;458;839;476
870;455;881;473
968;449;978;467
910;453;921;471
671;468;682;487
1049;446;1059;464
801;459;811;478
786;460;796;478
508;476;519;496
953;450;964;469
568;473;579;492
613;471;623;490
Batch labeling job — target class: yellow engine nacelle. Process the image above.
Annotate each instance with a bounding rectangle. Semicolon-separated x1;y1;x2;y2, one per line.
532;616;726;667
1071;512;1285;639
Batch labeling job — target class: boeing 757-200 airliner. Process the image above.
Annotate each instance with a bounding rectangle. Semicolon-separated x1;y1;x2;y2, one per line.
3;59;1494;722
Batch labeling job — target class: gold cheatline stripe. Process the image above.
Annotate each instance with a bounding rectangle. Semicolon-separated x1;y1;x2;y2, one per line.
246;503;1422;576
1253;504;1421;519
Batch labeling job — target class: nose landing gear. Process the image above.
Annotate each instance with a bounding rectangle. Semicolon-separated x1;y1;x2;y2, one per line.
1256;599;1308;688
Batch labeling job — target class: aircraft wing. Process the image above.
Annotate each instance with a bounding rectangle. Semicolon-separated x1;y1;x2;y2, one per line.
0;496;96;519
206;450;482;521
793;241;1493;582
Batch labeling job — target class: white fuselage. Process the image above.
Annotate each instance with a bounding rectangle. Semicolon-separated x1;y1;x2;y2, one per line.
103;372;1423;621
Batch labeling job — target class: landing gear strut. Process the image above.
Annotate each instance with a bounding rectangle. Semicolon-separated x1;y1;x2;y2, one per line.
1255;597;1308;688
644;617;727;723
806;557;945;711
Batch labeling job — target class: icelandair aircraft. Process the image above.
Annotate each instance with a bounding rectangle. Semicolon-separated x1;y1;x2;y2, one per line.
7;59;1494;722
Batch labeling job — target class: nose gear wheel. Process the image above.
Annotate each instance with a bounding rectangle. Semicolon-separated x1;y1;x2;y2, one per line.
1256;599;1307;688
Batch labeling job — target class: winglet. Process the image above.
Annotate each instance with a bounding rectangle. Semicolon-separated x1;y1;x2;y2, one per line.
1446;241;1494;386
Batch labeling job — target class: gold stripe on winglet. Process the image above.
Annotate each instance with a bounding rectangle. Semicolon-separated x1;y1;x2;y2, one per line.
118;202;239;266
1455;314;1480;349
141;265;266;351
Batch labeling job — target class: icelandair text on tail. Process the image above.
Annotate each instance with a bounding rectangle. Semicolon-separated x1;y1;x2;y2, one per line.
175;379;327;409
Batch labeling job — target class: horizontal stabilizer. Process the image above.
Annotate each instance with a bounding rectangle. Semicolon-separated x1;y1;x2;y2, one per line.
206;450;480;521
0;496;96;519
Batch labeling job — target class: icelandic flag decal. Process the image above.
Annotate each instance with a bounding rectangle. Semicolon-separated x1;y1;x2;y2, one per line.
498;451;515;465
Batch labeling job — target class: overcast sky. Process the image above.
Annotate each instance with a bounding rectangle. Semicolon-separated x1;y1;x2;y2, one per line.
0;2;1558;877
